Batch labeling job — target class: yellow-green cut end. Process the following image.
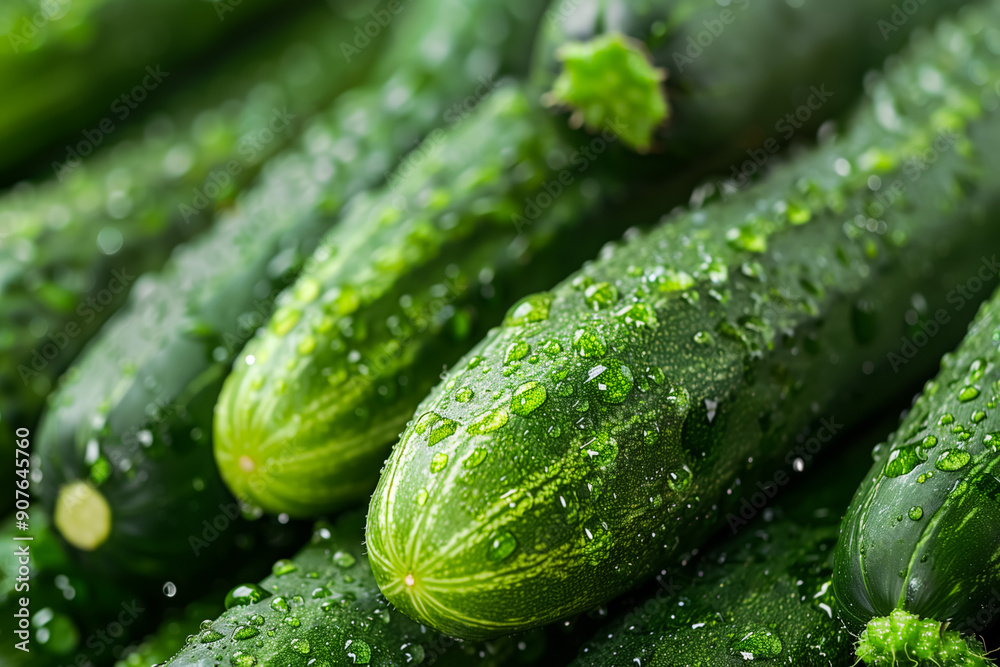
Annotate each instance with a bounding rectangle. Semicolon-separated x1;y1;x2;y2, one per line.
54;481;112;551
547;32;668;152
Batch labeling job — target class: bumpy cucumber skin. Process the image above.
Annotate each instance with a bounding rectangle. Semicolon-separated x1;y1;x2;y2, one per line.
37;0;546;579
213;84;638;516
367;9;1000;639
0;0;294;180
533;0;967;156
834;288;1000;634
163;514;546;667
0;1;376;512
570;498;852;666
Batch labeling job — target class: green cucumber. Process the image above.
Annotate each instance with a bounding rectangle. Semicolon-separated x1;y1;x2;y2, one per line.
567;417;892;667
534;0;967;153
0;0;377;516
367;5;1000;639
0;0;297;181
213;0;957;520
115;599;225;667
36;0;547;579
162;514;546;667
832;297;1000;657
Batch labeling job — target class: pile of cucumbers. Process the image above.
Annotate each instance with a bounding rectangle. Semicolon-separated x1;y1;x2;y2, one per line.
5;0;1000;664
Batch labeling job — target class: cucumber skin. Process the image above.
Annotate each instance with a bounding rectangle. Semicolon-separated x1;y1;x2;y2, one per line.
569;472;860;666
213;0;965;521
36;0;547;580
163;515;546;667
834;289;1000;632
0;0;377;513
0;0;294;181
533;0;967;157
367;9;1000;639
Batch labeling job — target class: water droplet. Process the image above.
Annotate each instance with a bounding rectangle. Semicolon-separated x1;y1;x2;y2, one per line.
731;630;783;659
294;277;322;304
615;302;657;328
225;584;268;609
922;435;938;448
232;651;258;667
430;452;449;473
345;638;372;664
333;551;356;569
504;340;531;365
416;489;429;505
486;530;517;561
935;449;971;472
667;465;693;493
655;268;695;292
467;408;510;435
249;614;265;627
939;413;955;426
908;506;923;521
271;559;297;577
466;356;481;370
504;293;553;326
584;282;618;309
162;582;177;597
232;625;259;641
882;443;925;478
972;410;987;424
511;381;548;416
581;433;618;467
297;335;316;355
585;360;634;404
199;630;224;644
283;616;301;628
693;331;713;345
464;447;488;468
725;217;771;253
413;412;458;446
959;386;981;402
291;638;311;654
455;387;474;403
573;327;607;358
542;339;562;356
269;596;288;613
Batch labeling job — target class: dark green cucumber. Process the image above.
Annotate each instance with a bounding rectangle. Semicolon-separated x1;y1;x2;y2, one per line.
534;0;967;153
36;0;546;579
567;416;892;667
367;6;1000;639
0;0;376;516
0;0;298;181
213;0;958;520
163;514;546;667
833;298;1000;658
115;599;224;667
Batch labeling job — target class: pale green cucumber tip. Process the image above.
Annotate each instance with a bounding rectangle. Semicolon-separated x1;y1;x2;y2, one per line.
54;480;111;551
548;31;668;152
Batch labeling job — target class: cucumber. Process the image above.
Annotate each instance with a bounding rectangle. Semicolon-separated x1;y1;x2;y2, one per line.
534;0;967;153
162;514;547;667
367;5;1000;639
832;297;1000;657
36;0;547;579
213;0;958;520
567;416;892;667
0;0;377;516
0;0;297;181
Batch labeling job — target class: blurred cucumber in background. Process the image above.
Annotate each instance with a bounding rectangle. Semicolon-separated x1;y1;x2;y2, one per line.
0;0;381;514
0;0;315;183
